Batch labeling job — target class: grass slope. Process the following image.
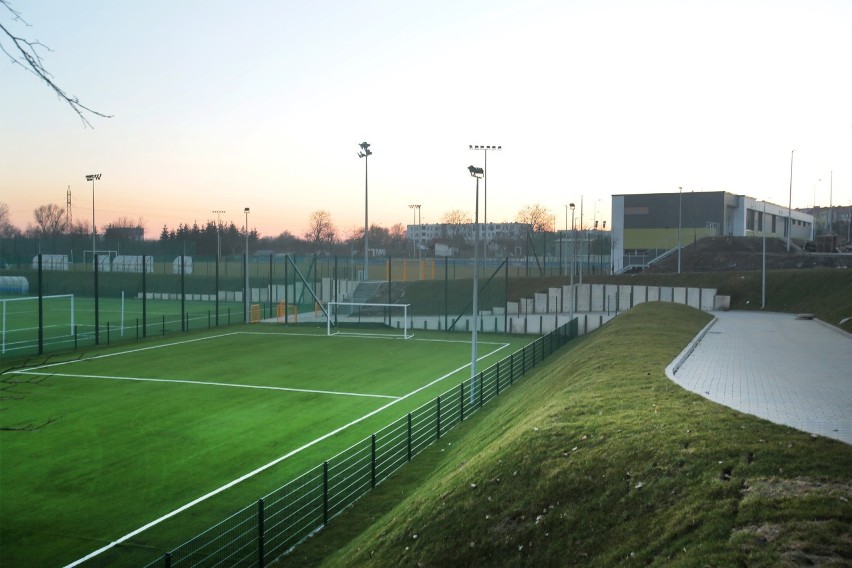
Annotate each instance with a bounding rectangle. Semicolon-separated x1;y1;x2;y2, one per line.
290;303;851;567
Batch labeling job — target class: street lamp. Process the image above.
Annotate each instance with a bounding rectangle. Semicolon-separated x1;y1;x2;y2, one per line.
244;207;250;324
787;149;795;251
408;204;422;279
677;186;683;275
212;210;225;261
359;142;372;281
86;174;101;263
469;145;501;257
468;165;484;402
761;200;767;309
569;202;575;323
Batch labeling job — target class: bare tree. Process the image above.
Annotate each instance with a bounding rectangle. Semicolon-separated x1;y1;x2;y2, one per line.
516;204;556;232
0;201;21;237
440;209;472;247
1;0;112;127
304;210;337;251
441;209;472;225
104;216;145;241
66;218;91;236
32;203;66;236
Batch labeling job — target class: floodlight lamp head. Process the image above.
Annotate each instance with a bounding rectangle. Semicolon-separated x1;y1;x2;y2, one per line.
86;174;101;181
570;203;575;209
359;141;370;150
468;165;484;178
244;207;250;213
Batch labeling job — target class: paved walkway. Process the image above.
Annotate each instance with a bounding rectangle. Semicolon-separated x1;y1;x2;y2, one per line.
669;311;852;444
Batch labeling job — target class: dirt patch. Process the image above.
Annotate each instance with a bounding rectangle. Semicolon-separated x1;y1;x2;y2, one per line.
743;477;852;501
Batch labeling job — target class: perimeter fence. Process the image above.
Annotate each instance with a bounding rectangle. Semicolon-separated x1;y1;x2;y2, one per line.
140;319;577;567
2;253;522;358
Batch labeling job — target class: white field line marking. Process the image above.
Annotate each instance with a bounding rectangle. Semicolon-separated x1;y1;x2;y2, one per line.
238;329;508;346
64;341;511;568
10;370;400;400
15;332;243;373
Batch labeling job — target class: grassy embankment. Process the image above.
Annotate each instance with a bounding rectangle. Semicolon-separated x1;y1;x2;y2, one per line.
289;302;851;566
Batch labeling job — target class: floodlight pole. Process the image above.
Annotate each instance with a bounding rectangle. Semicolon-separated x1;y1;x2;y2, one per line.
359;142;372;281
787;150;795;251
469;145;501;258
828;170;833;234
86;173;101;344
244;207;250;324
213;210;226;261
86;174;101;265
468;165;484;402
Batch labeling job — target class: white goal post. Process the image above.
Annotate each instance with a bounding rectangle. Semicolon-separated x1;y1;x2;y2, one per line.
326;302;412;339
1;294;75;354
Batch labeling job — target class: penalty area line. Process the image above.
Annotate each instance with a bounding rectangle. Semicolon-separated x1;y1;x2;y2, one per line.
10;370;399;400
64;341;510;567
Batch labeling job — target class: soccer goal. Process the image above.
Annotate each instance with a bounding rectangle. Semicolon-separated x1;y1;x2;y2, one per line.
1;294;75;354
276;301;298;322
326;302;412;339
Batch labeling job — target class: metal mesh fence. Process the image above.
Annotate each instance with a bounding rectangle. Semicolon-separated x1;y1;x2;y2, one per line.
1;253;518;359
140;319;577;568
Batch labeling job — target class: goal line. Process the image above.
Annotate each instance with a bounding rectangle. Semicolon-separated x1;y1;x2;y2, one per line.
326;301;412;339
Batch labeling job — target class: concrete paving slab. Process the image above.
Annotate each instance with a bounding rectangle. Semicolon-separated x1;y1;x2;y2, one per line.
668;311;852;444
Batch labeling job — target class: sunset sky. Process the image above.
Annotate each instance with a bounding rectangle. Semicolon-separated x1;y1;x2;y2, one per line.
2;0;850;240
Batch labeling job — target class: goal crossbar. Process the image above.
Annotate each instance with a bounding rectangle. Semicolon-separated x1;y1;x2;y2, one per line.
326;302;412;339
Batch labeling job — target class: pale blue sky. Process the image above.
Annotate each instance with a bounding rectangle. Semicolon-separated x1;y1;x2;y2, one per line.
2;0;850;238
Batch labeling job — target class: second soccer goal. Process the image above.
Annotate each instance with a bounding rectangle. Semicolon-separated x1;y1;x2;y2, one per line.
326;302;412;339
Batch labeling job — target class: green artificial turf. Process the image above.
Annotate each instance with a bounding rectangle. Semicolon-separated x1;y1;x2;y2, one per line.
0;327;529;567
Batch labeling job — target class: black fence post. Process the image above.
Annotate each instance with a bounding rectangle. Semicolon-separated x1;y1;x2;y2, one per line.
436;396;441;440
74;325;78;349
323;461;329;525
37;254;43;354
495;361;500;396
180;250;186;332
215;254;220;326
371;434;376;489
407;413;412;461
478;372;483;408
510;352;514;385
162;315;166;336
142;255;147;338
459;382;465;422
107;322;110;344
94;252;100;345
257;498;265;568
164;552;172;568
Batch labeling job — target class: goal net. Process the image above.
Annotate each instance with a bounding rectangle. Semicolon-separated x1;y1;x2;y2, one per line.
327;302;412;339
1;294;75;354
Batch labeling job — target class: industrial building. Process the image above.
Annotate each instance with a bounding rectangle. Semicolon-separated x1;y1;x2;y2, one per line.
611;191;814;273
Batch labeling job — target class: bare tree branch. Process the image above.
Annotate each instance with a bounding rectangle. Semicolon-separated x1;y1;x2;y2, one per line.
1;0;113;127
